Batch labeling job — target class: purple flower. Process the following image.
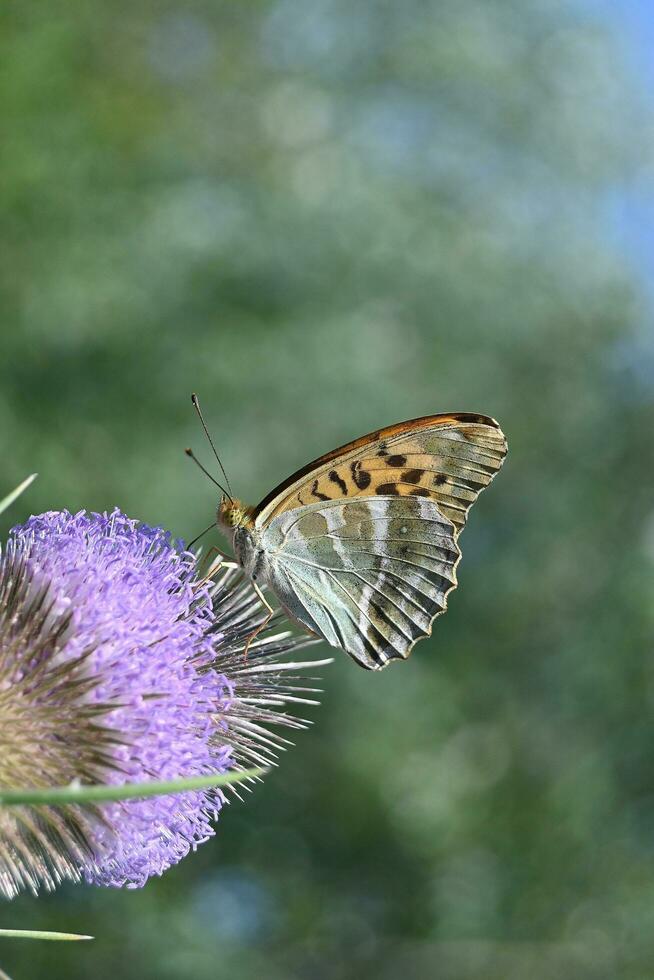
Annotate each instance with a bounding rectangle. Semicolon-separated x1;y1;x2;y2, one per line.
0;509;326;899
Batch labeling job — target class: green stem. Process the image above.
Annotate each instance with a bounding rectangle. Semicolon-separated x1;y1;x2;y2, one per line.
0;475;37;517
0;930;92;942
0;768;265;806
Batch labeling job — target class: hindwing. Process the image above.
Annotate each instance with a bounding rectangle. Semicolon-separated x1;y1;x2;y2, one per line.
260;496;460;670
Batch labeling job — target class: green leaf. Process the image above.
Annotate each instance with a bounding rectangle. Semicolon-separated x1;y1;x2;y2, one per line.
0;474;37;517
0;930;92;942
0;768;265;806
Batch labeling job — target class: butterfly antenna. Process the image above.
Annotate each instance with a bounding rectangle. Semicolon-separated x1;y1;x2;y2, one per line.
191;393;234;498
185;448;232;500
186;520;216;551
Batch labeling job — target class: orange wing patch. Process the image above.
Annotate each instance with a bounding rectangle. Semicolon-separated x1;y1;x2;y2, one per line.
254;415;507;533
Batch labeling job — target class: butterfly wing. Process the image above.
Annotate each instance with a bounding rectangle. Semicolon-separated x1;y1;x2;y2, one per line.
260;496;460;670
253;414;507;534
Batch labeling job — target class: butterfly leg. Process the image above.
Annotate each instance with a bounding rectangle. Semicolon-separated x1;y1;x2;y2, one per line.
202;543;234;565
243;581;275;661
193;546;240;591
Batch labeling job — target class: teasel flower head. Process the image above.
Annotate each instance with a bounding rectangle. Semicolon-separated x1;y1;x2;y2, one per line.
0;509;328;899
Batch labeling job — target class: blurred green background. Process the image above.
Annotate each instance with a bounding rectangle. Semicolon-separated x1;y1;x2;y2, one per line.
2;1;654;978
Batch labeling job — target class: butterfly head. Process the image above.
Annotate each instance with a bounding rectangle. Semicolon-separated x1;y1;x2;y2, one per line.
217;496;255;531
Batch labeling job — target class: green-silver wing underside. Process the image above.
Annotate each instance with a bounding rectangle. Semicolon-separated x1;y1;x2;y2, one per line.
262;496;461;670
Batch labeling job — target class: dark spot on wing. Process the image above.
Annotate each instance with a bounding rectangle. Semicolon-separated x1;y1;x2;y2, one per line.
350;460;371;490
386;454;407;467
329;469;348;495
376;483;400;496
410;487;431;497
434;473;448;486
311;480;330;501
401;469;423;484
377;444;389;456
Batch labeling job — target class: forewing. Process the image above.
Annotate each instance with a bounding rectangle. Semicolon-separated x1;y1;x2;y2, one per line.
254;414;507;533
261;496;460;670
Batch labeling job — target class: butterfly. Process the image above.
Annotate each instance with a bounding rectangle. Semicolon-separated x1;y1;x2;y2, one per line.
189;402;507;670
